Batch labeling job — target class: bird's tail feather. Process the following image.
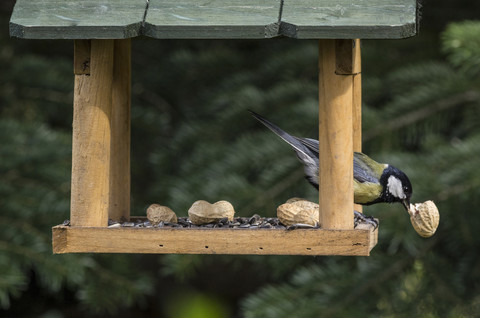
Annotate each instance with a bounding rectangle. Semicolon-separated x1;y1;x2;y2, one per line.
249;110;314;159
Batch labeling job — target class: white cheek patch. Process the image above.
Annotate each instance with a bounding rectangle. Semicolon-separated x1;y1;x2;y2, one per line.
387;175;406;199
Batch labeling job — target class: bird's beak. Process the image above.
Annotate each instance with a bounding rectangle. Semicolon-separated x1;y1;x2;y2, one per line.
402;199;410;211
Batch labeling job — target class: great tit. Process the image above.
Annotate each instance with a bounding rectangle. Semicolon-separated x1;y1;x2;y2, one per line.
250;111;412;211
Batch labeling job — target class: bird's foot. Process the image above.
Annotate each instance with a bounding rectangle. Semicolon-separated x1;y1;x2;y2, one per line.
354;211;378;229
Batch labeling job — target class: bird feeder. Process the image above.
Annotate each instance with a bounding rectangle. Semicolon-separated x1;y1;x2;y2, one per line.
10;0;419;256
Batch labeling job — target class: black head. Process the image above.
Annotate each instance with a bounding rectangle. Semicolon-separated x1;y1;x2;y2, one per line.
379;165;413;211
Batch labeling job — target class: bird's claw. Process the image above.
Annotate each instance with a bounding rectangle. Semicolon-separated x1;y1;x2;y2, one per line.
354;211;378;229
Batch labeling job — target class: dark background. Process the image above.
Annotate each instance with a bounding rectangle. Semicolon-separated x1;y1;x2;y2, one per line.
1;0;480;317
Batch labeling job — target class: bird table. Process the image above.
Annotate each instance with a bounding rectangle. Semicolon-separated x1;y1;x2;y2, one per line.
10;0;419;256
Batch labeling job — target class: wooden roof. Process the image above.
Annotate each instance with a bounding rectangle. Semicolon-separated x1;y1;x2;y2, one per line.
10;0;419;39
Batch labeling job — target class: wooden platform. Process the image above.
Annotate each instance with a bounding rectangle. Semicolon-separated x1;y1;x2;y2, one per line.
52;220;378;256
10;0;418;39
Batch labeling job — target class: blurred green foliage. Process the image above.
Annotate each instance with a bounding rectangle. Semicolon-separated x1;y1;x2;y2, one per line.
1;0;480;317
442;20;480;76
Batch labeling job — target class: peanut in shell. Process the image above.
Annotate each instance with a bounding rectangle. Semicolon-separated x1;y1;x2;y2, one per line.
408;200;439;238
277;199;319;227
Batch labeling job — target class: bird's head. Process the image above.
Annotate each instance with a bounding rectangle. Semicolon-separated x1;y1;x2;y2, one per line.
380;165;412;211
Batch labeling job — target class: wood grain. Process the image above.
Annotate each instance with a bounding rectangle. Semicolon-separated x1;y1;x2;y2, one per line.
109;39;131;222
9;0;144;39
335;39;361;75
10;0;418;39
281;0;417;39
318;39;354;230
353;71;362;212
71;40;114;227
346;39;363;213
52;224;377;256
73;40;91;75
144;0;280;39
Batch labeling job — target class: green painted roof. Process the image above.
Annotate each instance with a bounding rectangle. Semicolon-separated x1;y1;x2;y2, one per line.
10;0;419;39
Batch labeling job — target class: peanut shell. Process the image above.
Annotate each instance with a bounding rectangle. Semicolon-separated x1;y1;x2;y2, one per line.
188;200;235;225
408;200;439;238
147;204;178;225
277;200;319;227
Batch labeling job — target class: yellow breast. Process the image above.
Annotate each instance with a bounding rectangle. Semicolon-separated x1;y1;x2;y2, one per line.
353;180;382;204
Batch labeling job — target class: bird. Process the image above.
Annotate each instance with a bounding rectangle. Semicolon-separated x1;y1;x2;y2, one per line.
250;110;412;212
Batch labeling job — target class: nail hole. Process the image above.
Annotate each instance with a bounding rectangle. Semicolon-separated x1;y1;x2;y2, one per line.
205;246;209;249
159;244;163;247
306;248;311;250
259;247;263;250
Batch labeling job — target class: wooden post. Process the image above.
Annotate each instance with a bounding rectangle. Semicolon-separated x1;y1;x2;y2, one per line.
71;39;114;227
336;39;363;212
352;41;362;213
350;40;362;154
340;39;364;213
109;39;131;221
318;39;361;230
